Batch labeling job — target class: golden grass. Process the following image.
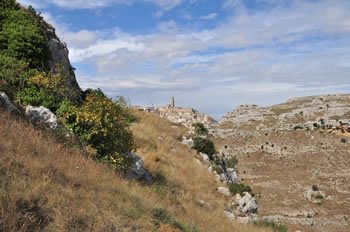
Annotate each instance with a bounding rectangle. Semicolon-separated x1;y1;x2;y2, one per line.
0;110;270;232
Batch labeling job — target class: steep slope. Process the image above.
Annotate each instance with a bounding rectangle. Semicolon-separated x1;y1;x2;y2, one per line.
213;94;350;232
0;110;271;232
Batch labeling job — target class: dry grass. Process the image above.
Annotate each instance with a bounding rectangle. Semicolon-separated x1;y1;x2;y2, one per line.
0;110;270;232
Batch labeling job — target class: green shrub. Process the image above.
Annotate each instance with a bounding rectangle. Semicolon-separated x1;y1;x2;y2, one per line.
192;136;216;159
254;220;287;232
0;54;34;98
192;122;208;136
15;86;58;110
228;183;252;196
212;164;224;175
0;7;48;68
59;89;136;171
226;156;238;168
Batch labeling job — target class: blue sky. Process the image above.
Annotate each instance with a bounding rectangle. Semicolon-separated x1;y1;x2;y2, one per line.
18;0;350;119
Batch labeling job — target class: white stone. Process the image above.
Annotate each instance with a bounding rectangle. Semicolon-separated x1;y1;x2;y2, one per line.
217;187;231;196
25;106;58;129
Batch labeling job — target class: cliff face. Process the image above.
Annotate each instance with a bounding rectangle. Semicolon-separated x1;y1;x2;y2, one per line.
40;20;82;102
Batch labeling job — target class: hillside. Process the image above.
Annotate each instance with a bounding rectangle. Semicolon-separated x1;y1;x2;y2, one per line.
213;94;350;232
0;110;273;232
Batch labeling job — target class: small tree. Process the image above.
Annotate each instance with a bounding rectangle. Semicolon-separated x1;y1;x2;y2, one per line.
192;136;216;159
192;122;208;136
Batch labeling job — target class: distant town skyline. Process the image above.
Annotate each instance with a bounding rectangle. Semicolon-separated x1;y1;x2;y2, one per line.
19;0;350;119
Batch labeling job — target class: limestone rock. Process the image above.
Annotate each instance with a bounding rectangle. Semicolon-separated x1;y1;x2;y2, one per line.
181;137;194;148
40;20;82;102
200;152;210;163
217;187;231;196
0;92;20;115
25;106;58;129
125;152;153;184
238;192;259;214
304;186;326;203
224;210;236;220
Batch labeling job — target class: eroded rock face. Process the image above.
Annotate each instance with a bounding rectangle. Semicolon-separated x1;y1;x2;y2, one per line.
125;152;153;184
25;106;58;129
0;92;20;115
40;20;82;102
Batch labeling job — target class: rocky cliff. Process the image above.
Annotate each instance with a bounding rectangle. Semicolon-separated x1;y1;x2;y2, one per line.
40;18;82;102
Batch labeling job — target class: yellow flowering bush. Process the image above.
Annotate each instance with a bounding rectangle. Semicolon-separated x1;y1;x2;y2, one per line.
58;89;136;171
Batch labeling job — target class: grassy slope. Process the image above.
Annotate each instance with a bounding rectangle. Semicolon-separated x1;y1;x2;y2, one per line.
0;111;270;232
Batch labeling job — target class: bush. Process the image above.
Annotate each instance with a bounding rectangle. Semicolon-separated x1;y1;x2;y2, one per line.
226;156;238;168
192;122;208;136
59;89;136;171
15;86;58;110
192;136;216;158
0;54;34;98
0;6;48;68
228;183;252;195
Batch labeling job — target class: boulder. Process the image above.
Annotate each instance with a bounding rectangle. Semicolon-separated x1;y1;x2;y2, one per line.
25;106;58;129
220;169;238;184
224;210;236;220
125;152;153;184
304;186;326;203
0;92;20;115
238;192;259;214
217;187;231;196
200;152;210;163
181;137;194;148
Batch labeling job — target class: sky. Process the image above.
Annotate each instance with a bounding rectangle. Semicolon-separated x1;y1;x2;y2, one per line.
18;0;350;119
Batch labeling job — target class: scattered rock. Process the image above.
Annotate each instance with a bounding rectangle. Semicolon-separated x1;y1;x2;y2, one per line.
0;92;20;115
25;106;58;129
217;187;231;196
200;152;210;163
304;186;326;203
125;152;153;184
181;137;194;148
224;210;236;220
238;192;259;214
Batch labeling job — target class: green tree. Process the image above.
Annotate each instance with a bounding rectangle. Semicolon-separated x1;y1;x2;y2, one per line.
192;122;208;136
192;136;216;159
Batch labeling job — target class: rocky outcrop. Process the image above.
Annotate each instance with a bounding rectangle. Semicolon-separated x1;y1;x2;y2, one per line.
25;106;58;129
40;19;82;102
158;106;216;130
225;192;259;223
215;94;350;138
0;92;20;115
304;186;326;203
125;152;153;184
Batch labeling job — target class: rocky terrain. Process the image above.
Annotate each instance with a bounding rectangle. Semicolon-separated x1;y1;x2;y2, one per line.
213;94;350;232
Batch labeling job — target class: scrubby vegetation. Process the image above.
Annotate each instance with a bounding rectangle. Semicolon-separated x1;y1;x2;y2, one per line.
192;122;209;136
228;183;252;196
192;136;216;159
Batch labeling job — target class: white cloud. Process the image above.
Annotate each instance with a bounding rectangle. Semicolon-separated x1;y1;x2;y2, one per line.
18;0;350;116
200;13;217;20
